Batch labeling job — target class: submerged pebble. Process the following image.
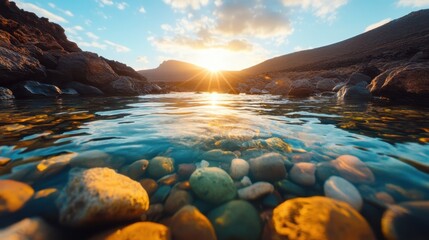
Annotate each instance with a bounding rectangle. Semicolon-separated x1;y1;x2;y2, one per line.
272;196;375;240
70;150;111;168
164;189;193;215
249;153;287;182
190;167;236;204
168;205;216;240
140;178;158;196
91;221;170;240
331;155;375;183
324;176;363;210
0;217;61;240
208;200;261;240
148;156;175;179
238;182;274;200
120;159;149;180
289;162;316;186
201;149;237;163
57;167;149;227
0;180;34;214
229;158;250;180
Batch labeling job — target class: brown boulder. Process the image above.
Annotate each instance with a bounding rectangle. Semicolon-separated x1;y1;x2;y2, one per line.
57;52;119;88
0;46;46;84
369;63;429;101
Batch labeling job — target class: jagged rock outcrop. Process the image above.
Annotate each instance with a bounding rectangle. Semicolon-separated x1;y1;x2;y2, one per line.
0;0;160;99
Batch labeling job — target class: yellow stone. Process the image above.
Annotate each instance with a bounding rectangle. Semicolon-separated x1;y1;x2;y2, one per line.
272;196;375;240
91;222;170;240
0;180;34;213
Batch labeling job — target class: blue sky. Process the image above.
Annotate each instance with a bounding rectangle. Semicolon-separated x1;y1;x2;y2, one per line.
13;0;429;71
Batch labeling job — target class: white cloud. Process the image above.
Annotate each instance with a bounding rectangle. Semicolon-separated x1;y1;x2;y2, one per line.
294;45;313;52
86;32;100;40
78;41;107;50
97;0;114;7
139;7;146;13
215;0;293;38
365;18;392;32
137;56;149;63
47;2;74;17
397;0;429;7
15;1;68;23
117;2;128;10
164;0;209;10
282;0;348;20
65;25;84;35
104;40;131;52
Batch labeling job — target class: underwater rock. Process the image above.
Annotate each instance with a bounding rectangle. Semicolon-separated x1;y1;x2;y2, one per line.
177;163;196;180
324;176;363;211
289;162;316;186
229;158;250;180
139;178;158;196
120;159;149;180
150;185;171;204
208;200;261;240
201;149;237;163
57;167;149;227
0;217;61;240
168;205;216;240
70;150;112;168
316;161;340;182
142;204;164;222
237;182;274;200
0;180;34;215
276;179;309;197
148;156;175;179
272;196;375;240
164;189;193;215
0;87;14;100
331;155;375;183
190;167;236;205
249;153;287;182
91;221;170;240
382;201;429;240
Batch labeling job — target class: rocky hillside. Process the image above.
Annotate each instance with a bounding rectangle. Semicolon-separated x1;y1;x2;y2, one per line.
139;60;207;82
244;9;429;75
0;0;161;100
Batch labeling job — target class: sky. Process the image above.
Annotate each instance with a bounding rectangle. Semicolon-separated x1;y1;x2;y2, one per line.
13;0;429;71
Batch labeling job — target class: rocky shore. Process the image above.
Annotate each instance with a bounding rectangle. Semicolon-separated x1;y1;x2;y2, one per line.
1;137;428;240
0;0;162;100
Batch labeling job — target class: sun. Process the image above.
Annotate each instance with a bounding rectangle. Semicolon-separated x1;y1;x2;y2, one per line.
195;49;226;72
205;65;221;73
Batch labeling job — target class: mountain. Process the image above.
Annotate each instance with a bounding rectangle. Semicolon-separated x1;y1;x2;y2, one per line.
139;60;208;82
139;60;245;92
244;9;429;74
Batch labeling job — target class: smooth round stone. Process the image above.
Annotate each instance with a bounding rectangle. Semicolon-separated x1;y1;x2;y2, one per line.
249;153;287;182
70;150;112;168
169;205;216;240
0;180;34;214
324;176;363;210
208;200;261;240
316;161;340;182
177;164;196;180
238;182;274;200
215;139;242;151
276;179;308;197
121;159;149;180
289;162;316;186
375;192;395;204
139;178;158;196
229;158;250;180
190;167;236;205
201;149;237;163
150;185;171;204
91;222;170;240
0;217;61;240
164;189;193;215
148;156;175;179
241;148;270;160
57;168;149;227
265;137;292;152
240;176;252;187
382;201;429;240
272;197;375;240
157;174;178;186
0;157;10;166
262;191;283;208
141;204;164;222
331;155;375;183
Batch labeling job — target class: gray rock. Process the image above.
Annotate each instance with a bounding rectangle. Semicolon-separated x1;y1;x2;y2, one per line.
316;78;337;91
229;158;249;180
12;81;61;98
201;149;237;163
249;153;287;182
346;72;372;85
107;76;139;95
288;79;315;97
289;162;316;186
0;87;14;100
63;81;104;96
237;182;274;200
337;84;371;102
324;176;363;210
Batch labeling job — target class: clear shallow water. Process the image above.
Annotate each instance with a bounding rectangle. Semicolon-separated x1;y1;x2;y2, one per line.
1;92;429;200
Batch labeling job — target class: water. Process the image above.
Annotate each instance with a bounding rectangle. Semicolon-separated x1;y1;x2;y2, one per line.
1;92;429;234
